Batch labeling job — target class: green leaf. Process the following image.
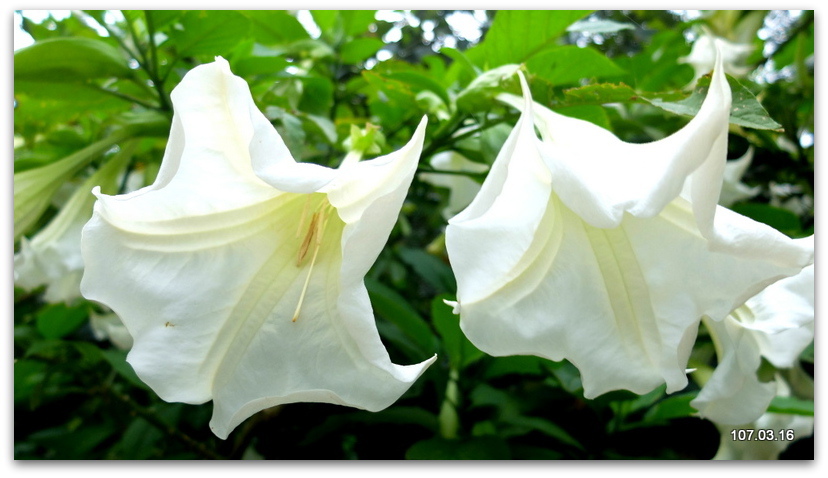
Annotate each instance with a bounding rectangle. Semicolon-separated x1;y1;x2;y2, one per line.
366;278;437;355
729;203;801;233
14;37;132;82
767;396;814;416
561;82;641;107
385;71;451;107
555;105;610;130
231;47;290;77
645;74;783;130
241;10;310;45
483;355;548;379
406;436;511;460
169;11;250;57
441;47;478;87
101;349;150;390
642;393;697;425
543;360;583;394
503;415;584;450
476;10;592;68
113;417;164;459
311;11;337;35
431;294;484;369
340;37;384;64
340;11;377;37
528;46;626;86
396;247;456;293
35;303;89;340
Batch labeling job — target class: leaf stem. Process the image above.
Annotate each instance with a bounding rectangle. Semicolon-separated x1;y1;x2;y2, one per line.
104;386;225;460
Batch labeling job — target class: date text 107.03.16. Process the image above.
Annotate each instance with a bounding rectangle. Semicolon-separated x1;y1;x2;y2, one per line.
730;429;795;441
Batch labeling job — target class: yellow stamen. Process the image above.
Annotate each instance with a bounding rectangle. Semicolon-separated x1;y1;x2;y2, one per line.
296;212;319;266
292;202;334;323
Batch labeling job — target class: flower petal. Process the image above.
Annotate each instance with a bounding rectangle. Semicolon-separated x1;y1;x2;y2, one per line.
690;317;776;425
497;49;730;229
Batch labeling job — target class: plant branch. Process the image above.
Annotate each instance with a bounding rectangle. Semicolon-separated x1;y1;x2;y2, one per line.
104;386;225;460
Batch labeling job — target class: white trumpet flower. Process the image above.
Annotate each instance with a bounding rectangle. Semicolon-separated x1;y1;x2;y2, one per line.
692;260;814;424
446;51;812;400
80;57;435;439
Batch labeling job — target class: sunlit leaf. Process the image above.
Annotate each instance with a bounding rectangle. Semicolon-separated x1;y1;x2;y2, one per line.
528;45;626;85
473;10;592;68
646;74;783;130
169;10;249;57
15;37;132;82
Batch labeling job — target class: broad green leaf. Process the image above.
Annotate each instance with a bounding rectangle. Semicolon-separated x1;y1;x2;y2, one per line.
767;396;814;416
35;303;89;340
366;278;437;355
543;360;583;394
168;11;249;57
101;349;151;390
406;436;511;460
385;71;451;108
311;11;337;34
241;10;310;45
397;247;456;293
646;74;783;130
232;54;290;78
642;393;697;425
113;418;164;459
555;105;610;130
527;46;626;86
340;37;384;64
475;10;592;68
340;10;377;37
729;203;801;233
483;355;548;379
503;415;584;450
562;82;638;106
431;294;484;369
144;10;181;30
14;37;132;82
441;47;478;87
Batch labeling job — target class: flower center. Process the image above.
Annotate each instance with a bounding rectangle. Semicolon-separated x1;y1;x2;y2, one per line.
292;195;337;322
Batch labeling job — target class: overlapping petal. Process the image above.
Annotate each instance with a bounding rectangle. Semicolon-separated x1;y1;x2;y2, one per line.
447;51;813;399
711;379;814;460
80;57;435;439
691;261;814;424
